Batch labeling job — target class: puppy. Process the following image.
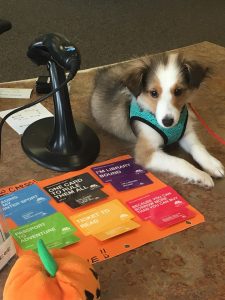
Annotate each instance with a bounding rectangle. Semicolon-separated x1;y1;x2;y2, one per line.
91;52;224;188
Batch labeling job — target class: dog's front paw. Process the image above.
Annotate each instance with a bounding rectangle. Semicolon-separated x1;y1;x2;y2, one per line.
188;169;214;188
203;156;224;178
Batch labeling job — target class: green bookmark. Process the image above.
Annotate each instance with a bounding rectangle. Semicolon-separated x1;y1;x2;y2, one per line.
37;239;58;277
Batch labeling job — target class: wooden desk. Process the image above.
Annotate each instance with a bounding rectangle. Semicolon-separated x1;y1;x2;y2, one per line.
0;42;225;299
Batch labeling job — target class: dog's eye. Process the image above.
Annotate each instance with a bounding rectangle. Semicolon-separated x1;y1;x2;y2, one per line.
150;90;158;98
174;88;183;96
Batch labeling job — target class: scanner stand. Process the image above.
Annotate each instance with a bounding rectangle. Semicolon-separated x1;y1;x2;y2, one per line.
21;61;100;171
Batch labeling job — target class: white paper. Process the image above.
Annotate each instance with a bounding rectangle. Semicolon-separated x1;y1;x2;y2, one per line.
0;103;53;135
0;236;16;270
0;224;6;243
0;88;33;99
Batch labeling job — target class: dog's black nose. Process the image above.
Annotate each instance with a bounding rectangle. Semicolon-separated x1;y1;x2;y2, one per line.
162;116;174;127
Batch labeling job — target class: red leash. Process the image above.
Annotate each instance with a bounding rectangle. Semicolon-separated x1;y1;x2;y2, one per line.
188;103;225;146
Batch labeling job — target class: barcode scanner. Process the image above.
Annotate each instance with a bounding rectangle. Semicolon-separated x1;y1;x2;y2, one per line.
27;33;80;80
0;33;100;171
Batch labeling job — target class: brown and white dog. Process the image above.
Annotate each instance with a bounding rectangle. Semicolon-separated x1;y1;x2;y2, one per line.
91;53;224;188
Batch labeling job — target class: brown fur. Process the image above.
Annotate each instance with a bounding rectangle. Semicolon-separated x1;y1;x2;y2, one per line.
170;83;189;110
91;52;209;143
135;134;155;167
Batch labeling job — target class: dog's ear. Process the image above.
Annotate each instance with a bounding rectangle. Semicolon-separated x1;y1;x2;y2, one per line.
183;60;209;89
122;58;151;97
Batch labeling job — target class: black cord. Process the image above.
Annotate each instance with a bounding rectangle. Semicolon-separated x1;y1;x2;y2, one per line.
0;71;75;158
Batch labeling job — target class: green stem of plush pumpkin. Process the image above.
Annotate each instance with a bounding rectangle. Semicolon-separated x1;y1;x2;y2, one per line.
37;239;58;277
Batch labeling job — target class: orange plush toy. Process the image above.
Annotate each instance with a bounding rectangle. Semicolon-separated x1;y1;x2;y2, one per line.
3;240;100;300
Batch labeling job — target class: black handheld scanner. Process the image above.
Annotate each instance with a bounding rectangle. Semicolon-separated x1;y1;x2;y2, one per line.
27;33;81;78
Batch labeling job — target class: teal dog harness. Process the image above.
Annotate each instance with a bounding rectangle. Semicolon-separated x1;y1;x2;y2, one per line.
130;98;188;145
